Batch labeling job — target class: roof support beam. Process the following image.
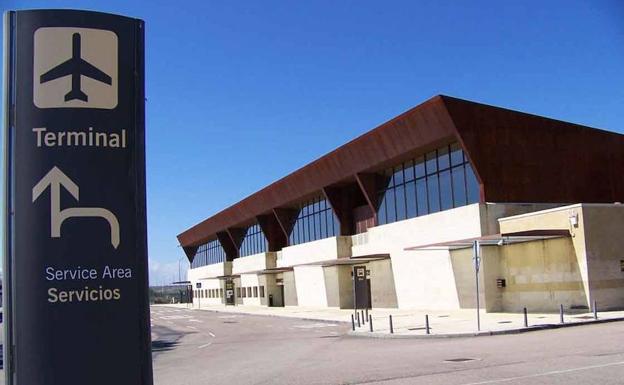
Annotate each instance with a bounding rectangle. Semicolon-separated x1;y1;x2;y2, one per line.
216;228;245;262
183;245;199;262
257;213;287;252
273;208;299;246
354;172;388;227
322;184;365;236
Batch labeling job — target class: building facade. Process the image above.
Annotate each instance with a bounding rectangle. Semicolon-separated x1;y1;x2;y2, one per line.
178;95;624;312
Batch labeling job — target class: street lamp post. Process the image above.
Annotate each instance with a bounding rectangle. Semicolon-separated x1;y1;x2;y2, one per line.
473;240;481;331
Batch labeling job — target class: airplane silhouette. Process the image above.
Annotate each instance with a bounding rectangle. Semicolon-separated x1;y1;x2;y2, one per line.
40;32;112;102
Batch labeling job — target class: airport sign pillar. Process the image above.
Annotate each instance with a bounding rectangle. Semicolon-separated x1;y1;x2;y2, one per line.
3;10;152;385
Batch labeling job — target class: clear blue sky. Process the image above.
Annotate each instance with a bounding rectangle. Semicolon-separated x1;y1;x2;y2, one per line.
3;1;624;285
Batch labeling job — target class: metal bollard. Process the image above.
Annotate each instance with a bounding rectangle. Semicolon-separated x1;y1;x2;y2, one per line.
351;314;355;331
365;308;369;321
425;314;430;335
523;307;528;328
361;310;365;323
369;314;373;332
560;304;564;324
389;315;394;334
356;312;361;327
593;300;598;320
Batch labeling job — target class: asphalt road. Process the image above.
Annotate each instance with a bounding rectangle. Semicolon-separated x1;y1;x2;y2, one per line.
151;306;624;385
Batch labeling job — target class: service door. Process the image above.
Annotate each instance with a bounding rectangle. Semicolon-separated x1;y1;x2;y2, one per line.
353;265;371;309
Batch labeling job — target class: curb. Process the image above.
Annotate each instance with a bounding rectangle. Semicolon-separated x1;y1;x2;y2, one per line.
347;317;624;339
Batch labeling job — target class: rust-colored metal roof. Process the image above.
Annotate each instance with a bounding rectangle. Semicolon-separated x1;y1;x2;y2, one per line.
178;95;624;256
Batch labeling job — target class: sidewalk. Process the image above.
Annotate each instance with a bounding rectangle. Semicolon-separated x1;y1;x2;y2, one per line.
155;303;624;337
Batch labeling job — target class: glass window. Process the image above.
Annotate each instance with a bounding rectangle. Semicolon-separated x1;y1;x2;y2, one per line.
236;287;241;297
425;151;438;174
466;164;480;203
288;197;338;246
247;287;252;297
253;287;258;297
450;143;464;166
239;223;267;257
405;181;417;219
415;156;426;178
260;286;265;297
385;187;397;223
191;239;226;269
404;160;415;182
438;146;450;170
393;166;404;185
427;173;440;213
452;166;467;207
439;169;453;210
395;185;406;221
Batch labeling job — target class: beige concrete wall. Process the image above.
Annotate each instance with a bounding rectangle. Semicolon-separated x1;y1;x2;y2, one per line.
263;274;283;307
282;271;298;306
188;261;231;282
368;260;398;308
498;238;586;312
278;236;351;268
239;274;262;306
498;204;589;306
322;265;354;309
293;265;328;307
580;205;624;310
192;278;223;306
232;252;277;275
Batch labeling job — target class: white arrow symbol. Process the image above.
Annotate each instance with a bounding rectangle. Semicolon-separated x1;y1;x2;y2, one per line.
32;166;120;249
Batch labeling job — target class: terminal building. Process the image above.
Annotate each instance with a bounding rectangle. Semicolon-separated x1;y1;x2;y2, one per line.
177;95;624;313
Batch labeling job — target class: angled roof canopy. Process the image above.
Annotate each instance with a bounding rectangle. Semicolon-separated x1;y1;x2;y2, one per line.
178;95;624;260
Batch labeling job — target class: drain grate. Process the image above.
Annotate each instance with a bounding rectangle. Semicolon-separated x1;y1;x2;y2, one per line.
408;327;428;331
498;321;512;324
222;321;238;324
437;315;450;318
444;358;477;363
574;315;595;319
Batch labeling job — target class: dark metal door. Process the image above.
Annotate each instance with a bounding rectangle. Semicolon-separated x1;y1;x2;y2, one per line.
353;266;371;309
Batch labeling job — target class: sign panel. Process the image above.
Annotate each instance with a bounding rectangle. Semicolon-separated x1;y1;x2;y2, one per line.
225;279;235;305
4;10;152;385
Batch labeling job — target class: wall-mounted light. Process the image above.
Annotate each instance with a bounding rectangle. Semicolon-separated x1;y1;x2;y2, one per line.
569;213;579;228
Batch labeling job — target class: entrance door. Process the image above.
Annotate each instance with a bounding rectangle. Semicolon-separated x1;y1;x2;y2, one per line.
353;265;371;309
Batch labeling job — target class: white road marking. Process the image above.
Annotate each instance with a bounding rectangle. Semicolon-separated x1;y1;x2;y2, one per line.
208;332;216;337
293;323;338;329
460;360;624;385
187;326;198;330
198;343;212;349
161;315;191;320
188;319;203;323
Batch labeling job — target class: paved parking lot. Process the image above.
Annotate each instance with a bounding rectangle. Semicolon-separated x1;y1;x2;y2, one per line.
151;306;624;385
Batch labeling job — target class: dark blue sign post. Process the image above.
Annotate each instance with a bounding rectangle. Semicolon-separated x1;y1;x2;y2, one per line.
3;10;152;385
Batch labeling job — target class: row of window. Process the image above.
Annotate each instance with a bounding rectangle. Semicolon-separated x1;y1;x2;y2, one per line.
288;196;340;246
190;239;226;269
194;288;223;299
377;143;479;225
191;143;481;268
192;286;266;299
239;223;268;257
236;286;265;298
